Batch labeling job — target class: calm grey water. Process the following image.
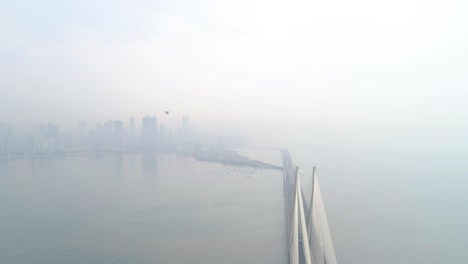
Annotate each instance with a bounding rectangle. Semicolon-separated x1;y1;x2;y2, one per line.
0;153;287;264
3;141;465;264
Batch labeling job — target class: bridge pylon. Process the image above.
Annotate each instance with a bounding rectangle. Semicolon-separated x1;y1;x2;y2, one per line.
282;150;337;264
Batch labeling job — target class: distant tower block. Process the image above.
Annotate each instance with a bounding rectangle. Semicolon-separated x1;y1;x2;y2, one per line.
141;116;158;147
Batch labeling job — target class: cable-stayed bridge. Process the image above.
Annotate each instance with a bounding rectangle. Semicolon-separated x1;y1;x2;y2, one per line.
281;150;337;264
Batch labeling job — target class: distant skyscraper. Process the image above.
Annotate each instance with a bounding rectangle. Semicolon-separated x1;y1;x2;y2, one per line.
159;123;165;143
95;122;103;148
101;120;114;148
77;121;86;148
141;116;158;147
114;120;124;147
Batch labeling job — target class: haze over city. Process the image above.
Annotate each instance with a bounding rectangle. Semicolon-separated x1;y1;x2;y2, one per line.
1;0;468;263
2;0;467;128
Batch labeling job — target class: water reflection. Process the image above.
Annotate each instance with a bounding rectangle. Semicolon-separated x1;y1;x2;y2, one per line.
113;154;123;176
141;152;158;177
0;159;7;176
0;153;287;264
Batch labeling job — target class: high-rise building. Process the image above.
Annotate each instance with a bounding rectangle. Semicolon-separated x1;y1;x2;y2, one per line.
103;120;114;147
95;122;103;148
114;120;124;147
46;123;62;152
141;116;158;147
159;123;165;143
35;124;47;153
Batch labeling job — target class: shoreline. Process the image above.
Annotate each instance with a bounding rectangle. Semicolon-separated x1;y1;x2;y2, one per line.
0;147;283;170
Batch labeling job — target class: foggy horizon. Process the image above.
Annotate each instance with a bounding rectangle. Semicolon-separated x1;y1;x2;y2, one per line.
2;0;468;263
2;0;467;129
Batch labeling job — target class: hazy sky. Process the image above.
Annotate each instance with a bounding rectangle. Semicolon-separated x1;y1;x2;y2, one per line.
1;0;467;132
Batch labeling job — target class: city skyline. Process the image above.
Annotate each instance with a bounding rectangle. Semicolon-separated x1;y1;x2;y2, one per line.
0;115;198;155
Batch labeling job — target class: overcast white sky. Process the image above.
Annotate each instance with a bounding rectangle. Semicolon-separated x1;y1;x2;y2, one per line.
1;0;467;134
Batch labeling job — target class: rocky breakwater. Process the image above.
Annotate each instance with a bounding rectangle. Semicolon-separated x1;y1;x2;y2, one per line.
192;147;282;170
